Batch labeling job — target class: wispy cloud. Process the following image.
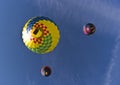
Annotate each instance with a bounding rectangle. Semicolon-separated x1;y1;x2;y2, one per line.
34;0;120;35
101;1;120;84
104;35;120;85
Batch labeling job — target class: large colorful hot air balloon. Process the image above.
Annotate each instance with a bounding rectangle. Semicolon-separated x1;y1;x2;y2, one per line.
22;16;60;54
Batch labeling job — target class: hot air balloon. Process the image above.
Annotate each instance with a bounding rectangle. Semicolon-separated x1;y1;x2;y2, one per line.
83;23;96;35
22;16;60;54
41;66;51;77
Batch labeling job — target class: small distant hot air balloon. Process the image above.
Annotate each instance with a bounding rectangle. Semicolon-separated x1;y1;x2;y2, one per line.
83;23;96;35
41;66;51;77
22;16;60;54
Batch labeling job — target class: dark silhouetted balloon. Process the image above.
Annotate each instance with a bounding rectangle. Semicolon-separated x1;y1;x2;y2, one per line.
83;23;96;35
41;66;51;77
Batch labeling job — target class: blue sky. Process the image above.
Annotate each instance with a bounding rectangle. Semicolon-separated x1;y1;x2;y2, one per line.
0;0;120;85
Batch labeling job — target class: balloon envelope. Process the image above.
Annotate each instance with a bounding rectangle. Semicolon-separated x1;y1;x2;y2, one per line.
22;16;60;54
41;66;51;77
83;23;96;35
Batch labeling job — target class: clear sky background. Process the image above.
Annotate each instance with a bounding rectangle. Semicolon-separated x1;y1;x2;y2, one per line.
0;0;120;85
